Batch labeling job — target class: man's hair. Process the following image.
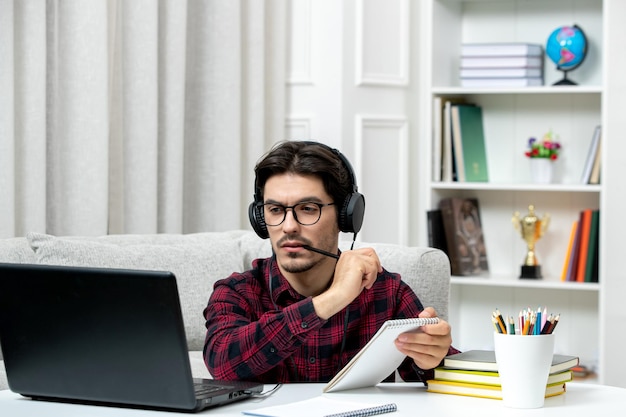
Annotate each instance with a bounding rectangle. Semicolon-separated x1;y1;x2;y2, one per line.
254;141;353;209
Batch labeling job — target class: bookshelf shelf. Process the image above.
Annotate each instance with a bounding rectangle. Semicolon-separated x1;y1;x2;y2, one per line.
430;182;602;193
450;276;600;292
432;86;603;95
419;0;618;385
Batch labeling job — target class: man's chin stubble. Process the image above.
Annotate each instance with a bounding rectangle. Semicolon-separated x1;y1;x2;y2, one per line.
281;253;316;274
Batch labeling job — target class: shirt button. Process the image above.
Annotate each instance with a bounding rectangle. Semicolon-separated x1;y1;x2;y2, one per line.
309;357;316;364
270;347;276;353
301;322;308;329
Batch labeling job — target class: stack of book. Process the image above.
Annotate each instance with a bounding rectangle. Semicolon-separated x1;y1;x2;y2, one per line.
427;350;578;400
460;43;544;88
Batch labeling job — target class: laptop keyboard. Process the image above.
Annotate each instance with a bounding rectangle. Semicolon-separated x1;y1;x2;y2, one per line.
194;382;230;398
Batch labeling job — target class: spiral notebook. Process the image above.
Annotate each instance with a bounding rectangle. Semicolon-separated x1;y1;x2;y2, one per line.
243;396;397;417
323;317;440;393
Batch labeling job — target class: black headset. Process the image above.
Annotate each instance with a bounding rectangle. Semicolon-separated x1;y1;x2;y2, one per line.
248;141;365;239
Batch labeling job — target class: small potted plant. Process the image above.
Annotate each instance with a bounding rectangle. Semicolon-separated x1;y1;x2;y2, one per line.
525;130;561;183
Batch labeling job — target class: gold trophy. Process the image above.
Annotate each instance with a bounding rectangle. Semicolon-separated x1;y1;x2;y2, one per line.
512;205;550;279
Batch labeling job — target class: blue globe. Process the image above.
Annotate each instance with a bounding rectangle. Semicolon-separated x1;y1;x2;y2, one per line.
546;25;588;71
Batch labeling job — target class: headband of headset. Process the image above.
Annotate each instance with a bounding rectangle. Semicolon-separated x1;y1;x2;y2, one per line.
248;141;365;238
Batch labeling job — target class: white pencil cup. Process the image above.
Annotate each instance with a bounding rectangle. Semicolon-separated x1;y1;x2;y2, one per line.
493;333;555;408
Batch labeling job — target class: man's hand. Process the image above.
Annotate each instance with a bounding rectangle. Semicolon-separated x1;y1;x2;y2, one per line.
312;247;382;320
393;307;452;370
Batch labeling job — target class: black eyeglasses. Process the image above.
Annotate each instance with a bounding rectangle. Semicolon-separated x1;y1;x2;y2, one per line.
262;202;335;226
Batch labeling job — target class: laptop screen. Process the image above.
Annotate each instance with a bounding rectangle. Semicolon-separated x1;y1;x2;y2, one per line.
0;263;262;411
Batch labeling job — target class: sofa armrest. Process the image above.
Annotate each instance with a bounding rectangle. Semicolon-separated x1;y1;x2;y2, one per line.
0;238;36;264
342;242;451;321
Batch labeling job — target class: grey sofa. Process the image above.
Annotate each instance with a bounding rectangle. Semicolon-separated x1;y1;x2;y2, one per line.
0;230;450;391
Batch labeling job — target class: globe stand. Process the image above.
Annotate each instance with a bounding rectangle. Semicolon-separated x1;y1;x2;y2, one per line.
546;24;587;87
553;70;577;86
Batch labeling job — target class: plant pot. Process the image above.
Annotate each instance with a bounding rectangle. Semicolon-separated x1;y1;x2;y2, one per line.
530;158;553;184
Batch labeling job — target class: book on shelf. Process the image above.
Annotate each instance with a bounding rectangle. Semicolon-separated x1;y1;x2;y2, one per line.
461;77;543;88
580;125;602;184
442;350;579;375
460;67;543;79
243;396;398;417
443;100;455;182
450;104;466;182
323;317;439;393
461;43;543;57
460;55;543;69
433;367;572;387
435;97;466;182
438;198;489;276
589;133;602;184
566;216;583;282
432;96;443;182
561;220;578;282
450;104;489;182
585;209;600;283
426;209;449;255
575;209;593;283
563;209;600;283
426;379;566;400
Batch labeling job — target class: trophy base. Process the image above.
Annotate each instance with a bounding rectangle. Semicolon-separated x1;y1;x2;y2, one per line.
520;265;542;279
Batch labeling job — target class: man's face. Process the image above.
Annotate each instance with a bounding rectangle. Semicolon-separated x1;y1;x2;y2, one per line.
262;172;339;274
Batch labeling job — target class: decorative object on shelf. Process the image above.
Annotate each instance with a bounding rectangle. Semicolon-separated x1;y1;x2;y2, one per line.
546;24;588;86
530;158;553;184
512;205;550;279
438;198;489;276
525;130;561;160
525;130;561;184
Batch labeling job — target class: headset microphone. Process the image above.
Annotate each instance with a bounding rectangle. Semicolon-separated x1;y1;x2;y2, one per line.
302;245;340;260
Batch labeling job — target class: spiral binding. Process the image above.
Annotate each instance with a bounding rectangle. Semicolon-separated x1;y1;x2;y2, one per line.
324;402;397;417
387;317;439;327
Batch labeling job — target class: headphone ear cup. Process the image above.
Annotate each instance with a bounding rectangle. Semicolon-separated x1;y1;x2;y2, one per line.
338;192;365;234
248;202;269;239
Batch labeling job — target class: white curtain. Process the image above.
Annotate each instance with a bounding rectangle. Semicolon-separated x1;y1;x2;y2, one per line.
0;0;286;238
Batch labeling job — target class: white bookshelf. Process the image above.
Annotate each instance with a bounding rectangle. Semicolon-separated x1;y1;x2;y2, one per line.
419;0;626;386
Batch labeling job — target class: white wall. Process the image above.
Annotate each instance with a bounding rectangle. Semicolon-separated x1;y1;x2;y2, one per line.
286;0;421;245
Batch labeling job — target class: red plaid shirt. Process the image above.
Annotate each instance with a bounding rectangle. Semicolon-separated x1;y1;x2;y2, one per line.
203;255;456;383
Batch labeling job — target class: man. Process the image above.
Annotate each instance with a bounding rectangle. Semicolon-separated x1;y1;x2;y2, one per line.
203;140;457;383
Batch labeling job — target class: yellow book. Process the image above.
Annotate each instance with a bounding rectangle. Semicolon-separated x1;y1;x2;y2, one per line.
433;367;572;387
561;220;578;281
426;379;566;400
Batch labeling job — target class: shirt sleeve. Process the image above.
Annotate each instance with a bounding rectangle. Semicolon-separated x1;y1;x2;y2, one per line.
203;277;325;381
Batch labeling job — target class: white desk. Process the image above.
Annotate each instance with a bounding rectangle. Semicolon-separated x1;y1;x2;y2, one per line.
1;382;624;416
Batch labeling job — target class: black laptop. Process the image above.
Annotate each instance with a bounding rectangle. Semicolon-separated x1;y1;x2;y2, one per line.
0;263;263;412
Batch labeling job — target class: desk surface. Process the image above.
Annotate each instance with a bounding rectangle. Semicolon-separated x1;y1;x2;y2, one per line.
1;382;625;416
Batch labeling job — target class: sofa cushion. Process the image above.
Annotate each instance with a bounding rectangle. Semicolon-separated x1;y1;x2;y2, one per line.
27;231;246;351
238;231;273;269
